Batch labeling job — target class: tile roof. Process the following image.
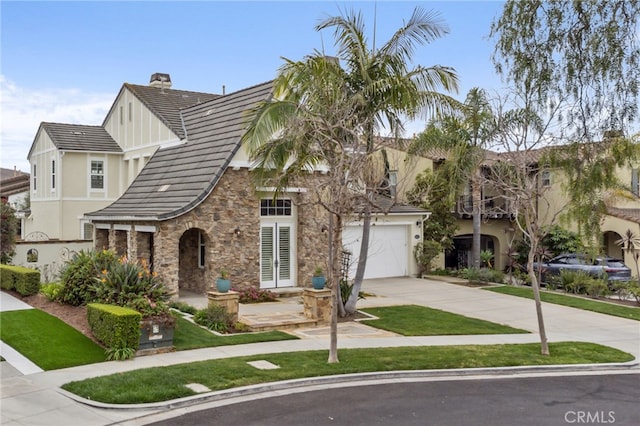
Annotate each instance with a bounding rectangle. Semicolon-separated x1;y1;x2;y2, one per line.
111;84;220;139
87;81;273;220
39;122;122;153
0;173;30;197
607;207;640;224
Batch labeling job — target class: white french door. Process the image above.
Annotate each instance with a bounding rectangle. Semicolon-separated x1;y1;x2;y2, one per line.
260;221;294;288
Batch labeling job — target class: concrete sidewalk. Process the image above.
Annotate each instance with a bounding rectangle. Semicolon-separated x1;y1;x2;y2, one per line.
1;278;639;426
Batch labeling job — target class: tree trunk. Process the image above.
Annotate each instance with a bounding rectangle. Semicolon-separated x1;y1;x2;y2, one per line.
527;239;550;356
328;213;341;363
344;201;372;314
471;171;482;269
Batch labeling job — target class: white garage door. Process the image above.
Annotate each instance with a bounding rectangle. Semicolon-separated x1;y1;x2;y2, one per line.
343;225;408;279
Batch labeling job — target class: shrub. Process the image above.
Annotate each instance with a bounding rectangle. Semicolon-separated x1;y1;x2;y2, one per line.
0;265;41;296
87;303;141;359
560;270;591;294
460;268;504;284
414;240;442;274
235;287;277;304
169;301;198;315
584;277;610;298
544;274;563;291
59;250;118;306
193;305;234;333
93;257;171;319
40;282;64;301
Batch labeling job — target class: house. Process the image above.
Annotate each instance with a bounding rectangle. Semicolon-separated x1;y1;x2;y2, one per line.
409;143;640;275
23;73;219;242
85;80;429;295
0;167;30;239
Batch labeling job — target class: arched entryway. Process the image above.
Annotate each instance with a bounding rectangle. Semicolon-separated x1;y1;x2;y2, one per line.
603;231;624;259
446;234;499;269
178;228;212;294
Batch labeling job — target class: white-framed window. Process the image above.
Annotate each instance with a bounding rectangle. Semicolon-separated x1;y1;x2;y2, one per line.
389;170;398;197
32;163;37;191
541;170;552;187
82;222;94;240
198;231;205;269
90;160;104;190
260;199;292;216
51;160;56;190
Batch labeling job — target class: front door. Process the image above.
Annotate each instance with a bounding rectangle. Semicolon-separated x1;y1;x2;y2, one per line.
260;221;294;288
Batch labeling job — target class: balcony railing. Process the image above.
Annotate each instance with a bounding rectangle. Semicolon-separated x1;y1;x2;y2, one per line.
455;195;514;219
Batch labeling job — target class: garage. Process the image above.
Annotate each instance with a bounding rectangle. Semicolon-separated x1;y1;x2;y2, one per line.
343;224;409;279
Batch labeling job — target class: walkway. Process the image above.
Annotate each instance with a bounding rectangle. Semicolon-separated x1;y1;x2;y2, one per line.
1;278;638;425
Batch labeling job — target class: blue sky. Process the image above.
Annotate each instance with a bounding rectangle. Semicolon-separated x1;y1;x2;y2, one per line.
1;1;505;172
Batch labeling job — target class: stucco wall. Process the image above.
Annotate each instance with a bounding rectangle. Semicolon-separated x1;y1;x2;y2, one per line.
13;240;94;282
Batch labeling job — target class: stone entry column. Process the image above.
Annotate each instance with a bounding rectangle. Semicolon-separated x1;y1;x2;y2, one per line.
207;291;240;323
303;288;332;324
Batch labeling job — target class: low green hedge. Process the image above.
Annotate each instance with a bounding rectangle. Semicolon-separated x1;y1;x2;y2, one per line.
0;265;40;296
87;303;141;350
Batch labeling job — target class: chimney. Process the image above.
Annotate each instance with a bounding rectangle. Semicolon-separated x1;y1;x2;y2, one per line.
149;73;172;89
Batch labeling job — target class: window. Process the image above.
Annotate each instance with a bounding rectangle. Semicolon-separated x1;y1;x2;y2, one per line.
198;231;205;268
82;223;94;240
632;169;639;196
119;106;124;125
260;199;292;216
91;160;104;189
32;164;37;191
388;170;398;197
128;102;132;122
51;160;56;190
541;170;551;187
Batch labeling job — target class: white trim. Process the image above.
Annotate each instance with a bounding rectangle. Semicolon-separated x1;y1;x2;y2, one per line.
159;138;186;149
134;225;157;233
61;196;120;202
95;224;111;230
113;224;131;231
256;186;308;193
228;159;253;169
87;215;159;221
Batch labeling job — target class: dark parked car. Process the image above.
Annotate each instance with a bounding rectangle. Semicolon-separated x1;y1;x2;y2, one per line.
532;253;632;284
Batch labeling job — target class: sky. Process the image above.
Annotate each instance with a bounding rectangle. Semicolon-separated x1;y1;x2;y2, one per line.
0;0;506;173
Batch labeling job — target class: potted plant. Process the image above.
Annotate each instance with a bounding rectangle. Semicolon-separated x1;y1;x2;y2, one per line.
312;266;326;290
216;268;231;293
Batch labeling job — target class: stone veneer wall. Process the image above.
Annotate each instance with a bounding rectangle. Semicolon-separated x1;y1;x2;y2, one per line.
153;169;330;295
92;169;331;296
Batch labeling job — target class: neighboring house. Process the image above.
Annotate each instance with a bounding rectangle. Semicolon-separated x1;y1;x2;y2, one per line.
0;167;30;239
0;167;30;211
23;73;219;242
86;81;429;296
411;144;640;275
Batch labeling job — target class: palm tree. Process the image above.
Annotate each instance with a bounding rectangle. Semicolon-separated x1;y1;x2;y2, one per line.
317;8;459;315
243;7;458;361
411;87;495;269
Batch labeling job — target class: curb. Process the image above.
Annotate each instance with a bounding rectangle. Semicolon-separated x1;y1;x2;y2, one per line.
59;361;640;411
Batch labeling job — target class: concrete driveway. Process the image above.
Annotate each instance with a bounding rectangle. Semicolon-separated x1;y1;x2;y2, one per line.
359;277;640;359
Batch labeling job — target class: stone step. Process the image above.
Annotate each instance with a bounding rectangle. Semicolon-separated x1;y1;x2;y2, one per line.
240;314;318;332
270;287;305;299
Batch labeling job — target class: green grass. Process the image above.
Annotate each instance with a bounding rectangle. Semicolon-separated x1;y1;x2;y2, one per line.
172;315;298;350
360;305;529;335
485;286;640;321
61;342;634;404
0;310;106;370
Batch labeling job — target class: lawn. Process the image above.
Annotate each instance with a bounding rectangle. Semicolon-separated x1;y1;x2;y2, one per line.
0;309;106;370
61;342;634;404
172;315;297;350
360;305;529;335
485;286;640;321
